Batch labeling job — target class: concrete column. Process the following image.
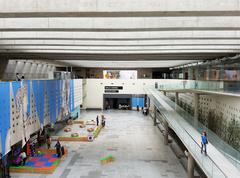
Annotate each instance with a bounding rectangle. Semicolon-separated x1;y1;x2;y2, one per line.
153;105;157;126
206;66;211;80
0;58;9;80
187;153;195;178
194;93;199;126
163;120;169;145
188;67;193;80
220;64;225;80
194;67;199;80
175;92;179;110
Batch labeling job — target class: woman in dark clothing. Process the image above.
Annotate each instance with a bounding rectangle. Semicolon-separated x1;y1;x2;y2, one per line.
96;115;99;126
46;134;51;149
55;140;62;158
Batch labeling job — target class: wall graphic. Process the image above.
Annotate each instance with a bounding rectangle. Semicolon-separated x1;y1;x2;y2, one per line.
0;79;82;156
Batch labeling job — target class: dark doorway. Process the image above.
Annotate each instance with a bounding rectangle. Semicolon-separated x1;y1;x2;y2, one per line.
105;98;131;109
104;94;132;110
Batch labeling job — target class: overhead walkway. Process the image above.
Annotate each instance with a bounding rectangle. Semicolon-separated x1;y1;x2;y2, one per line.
158;88;240;167
145;87;240;178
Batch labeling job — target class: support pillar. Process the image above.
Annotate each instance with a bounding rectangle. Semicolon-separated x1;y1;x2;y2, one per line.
188;67;193;80
163;120;169;145
220;64;225;81
0;58;9;80
206;66;211;80
194;93;199;126
187;153;195;178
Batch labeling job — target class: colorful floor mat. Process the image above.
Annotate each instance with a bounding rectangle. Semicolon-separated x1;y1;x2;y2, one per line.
10;148;67;174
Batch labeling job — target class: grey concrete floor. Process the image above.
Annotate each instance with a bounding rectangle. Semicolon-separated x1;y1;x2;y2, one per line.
11;110;187;178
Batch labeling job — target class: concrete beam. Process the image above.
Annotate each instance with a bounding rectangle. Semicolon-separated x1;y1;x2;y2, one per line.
2;11;240;18
0;52;229;61
1;39;240;46
1;17;240;31
2;49;239;54
1;45;240;51
0;0;240;13
1;31;240;39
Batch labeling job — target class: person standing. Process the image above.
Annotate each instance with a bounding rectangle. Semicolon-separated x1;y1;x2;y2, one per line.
20;150;27;166
46;135;51;149
101;115;106;127
55;140;62;158
201;131;208;155
96;115;99;126
16;73;21;81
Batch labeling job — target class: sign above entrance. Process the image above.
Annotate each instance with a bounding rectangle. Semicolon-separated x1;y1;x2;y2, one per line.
105;86;123;90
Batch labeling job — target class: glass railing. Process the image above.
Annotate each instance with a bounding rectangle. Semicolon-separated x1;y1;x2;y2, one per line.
156;89;240;170
157;79;240;94
158;80;224;92
146;87;240;178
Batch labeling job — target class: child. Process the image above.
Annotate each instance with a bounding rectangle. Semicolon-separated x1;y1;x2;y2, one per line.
201;131;208;155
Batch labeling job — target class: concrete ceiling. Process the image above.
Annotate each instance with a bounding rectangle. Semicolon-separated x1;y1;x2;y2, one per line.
0;0;240;68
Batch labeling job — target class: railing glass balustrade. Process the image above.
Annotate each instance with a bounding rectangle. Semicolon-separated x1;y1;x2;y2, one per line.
158;80;224;92
146;87;240;178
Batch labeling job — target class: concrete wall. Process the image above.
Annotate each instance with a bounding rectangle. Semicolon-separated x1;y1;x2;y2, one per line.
83;79;181;109
1;60;56;81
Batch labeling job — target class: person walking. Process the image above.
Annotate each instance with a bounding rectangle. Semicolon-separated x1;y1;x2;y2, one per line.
46;134;51;149
201;131;208;155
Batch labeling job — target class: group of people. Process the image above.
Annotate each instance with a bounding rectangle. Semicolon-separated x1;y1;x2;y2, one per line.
13;150;27;166
46;134;64;158
96;114;106;127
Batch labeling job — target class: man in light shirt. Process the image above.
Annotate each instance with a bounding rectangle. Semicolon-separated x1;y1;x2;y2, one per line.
20;150;27;166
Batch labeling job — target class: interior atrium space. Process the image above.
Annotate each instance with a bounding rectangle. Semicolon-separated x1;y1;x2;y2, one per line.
0;0;240;178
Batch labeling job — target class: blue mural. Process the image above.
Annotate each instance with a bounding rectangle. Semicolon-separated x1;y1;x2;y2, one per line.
0;82;10;156
0;79;80;156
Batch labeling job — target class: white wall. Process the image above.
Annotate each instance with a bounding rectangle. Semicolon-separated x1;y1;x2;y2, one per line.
84;79;182;109
73;79;83;108
166;92;240;123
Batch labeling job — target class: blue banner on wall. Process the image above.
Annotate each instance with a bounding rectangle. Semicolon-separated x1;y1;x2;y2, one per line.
132;97;145;108
0;79;79;156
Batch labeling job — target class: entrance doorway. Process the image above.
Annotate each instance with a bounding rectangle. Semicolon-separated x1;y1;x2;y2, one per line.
104;94;132;110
